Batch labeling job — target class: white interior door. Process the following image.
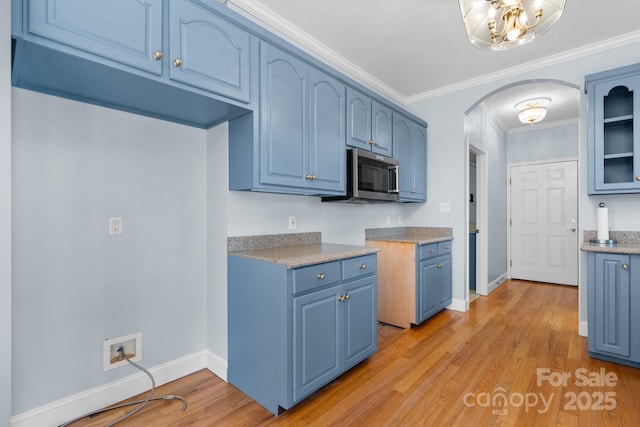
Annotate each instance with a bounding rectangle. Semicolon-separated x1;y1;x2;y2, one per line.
510;161;578;286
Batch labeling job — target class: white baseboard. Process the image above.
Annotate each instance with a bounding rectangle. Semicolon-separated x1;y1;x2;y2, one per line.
447;298;467;312
488;273;508;294
579;321;588;337
11;350;227;427
205;350;228;381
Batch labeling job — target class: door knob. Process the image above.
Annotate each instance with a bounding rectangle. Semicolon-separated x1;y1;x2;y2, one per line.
569;228;576;232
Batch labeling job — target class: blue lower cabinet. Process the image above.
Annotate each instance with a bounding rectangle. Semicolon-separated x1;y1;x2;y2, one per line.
588;252;640;367
416;241;452;325
229;254;377;415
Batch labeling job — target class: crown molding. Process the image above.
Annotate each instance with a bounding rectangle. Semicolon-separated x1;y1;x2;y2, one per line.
224;0;640;107
406;30;640;104
224;0;406;105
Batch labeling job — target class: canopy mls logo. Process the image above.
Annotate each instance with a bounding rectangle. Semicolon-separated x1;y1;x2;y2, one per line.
463;368;618;414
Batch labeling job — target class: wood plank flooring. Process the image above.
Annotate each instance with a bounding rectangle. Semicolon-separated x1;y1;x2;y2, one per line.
68;280;640;426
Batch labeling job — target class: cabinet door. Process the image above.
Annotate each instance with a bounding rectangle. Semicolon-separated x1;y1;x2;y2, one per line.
169;0;252;103
27;0;163;74
259;43;308;189
346;88;372;151
371;101;393;156
308;67;346;194
394;114;426;202
591;76;640;193
417;259;440;324
293;286;341;402
438;258;452;307
393;114;413;199
410;124;427;201
591;253;631;358
342;276;377;370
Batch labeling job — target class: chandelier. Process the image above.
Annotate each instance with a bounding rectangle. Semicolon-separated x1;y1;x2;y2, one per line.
515;98;551;124
458;0;566;50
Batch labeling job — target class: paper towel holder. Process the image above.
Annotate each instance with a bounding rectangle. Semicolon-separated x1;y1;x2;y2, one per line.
590;202;617;245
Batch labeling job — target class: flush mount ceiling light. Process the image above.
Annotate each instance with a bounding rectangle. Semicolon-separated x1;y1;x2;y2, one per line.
458;0;566;50
515;97;551;124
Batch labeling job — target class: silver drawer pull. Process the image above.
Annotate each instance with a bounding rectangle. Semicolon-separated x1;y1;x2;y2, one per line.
317;273;325;280
428;249;434;253
437;263;444;268
360;264;367;270
622;263;629;270
445;245;450;250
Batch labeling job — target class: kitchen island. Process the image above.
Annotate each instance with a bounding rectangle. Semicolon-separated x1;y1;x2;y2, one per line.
366;227;453;328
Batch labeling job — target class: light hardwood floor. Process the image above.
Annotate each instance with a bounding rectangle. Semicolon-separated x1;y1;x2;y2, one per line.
69;280;640;426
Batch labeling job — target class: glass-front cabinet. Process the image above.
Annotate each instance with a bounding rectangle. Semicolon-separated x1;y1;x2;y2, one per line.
586;64;640;194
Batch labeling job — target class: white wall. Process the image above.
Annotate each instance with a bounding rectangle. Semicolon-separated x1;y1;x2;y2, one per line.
405;40;640;328
465;105;508;284
1;0;12;424
11;89;208;414
508;122;579;164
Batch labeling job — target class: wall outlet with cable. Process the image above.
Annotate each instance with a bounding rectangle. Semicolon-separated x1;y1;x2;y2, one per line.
103;332;142;371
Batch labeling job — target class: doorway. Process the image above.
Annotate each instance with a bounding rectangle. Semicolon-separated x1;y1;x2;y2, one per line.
509;160;578;285
468;140;488;299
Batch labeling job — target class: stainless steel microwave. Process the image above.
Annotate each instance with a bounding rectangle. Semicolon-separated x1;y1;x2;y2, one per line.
322;148;399;203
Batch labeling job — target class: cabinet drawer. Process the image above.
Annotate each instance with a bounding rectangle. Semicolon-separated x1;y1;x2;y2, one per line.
419;243;438;260
293;261;341;294
438;241;452;256
342;254;377;281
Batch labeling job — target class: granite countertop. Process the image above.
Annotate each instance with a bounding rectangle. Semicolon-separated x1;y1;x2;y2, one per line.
580;230;640;255
227;232;378;269
365;226;453;245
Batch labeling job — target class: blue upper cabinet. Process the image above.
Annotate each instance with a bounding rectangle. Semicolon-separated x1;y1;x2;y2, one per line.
169;0;252;103
259;43;308;189
13;0;256;128
26;0;163;75
309;67;346;193
230;42;345;195
393;113;427;202
347;88;393;156
586;63;640;194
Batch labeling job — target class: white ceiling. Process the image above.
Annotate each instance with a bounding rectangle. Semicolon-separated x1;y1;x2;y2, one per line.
225;0;640;131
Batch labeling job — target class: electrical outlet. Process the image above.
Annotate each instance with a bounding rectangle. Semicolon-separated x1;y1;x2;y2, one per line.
103;332;142;371
288;216;296;230
108;216;123;236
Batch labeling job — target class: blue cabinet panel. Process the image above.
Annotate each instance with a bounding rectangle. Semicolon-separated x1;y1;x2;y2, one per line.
586;64;640;194
347;88;393;155
293;286;341;402
259;43;308;188
587;251;640;367
169;0;252;103
346;88;372;151
416;240;452;325
229;253;377;415
343;276;377;370
393;113;427;202
309;67;346;193
372;101;393;156
27;0;163;74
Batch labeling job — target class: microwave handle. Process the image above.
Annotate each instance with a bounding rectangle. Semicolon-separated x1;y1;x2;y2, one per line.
388;165;399;194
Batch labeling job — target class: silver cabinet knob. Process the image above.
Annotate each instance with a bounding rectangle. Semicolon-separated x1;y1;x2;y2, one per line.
360;264;367;270
153;51;163;60
622;263;629;270
173;58;183;67
317;273;325;280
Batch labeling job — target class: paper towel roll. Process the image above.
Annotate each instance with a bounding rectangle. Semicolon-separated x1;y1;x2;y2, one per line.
597;206;609;241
